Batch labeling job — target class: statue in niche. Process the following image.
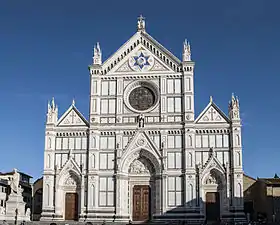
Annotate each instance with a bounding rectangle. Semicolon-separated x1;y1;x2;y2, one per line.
10;168;20;194
205;171;222;185
129;159;150;174
138;114;145;128
65;175;77;186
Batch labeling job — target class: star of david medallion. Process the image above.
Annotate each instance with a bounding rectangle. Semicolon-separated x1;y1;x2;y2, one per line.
129;50;154;72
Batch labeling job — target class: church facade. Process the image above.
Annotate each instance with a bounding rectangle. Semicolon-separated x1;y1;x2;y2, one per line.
41;16;245;223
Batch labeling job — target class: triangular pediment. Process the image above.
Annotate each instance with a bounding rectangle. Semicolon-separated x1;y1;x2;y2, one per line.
57;104;89;127
201;149;225;175
115;50;171;73
195;101;230;124
101;31;182;75
59;156;82;178
122;130;161;160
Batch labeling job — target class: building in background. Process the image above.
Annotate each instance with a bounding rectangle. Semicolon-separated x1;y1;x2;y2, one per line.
32;177;43;221
243;174;280;223
41;16;245;223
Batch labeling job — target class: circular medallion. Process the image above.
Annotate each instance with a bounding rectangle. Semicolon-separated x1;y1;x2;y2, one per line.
124;81;159;113
129;86;155;111
137;139;146;146
128;50;154;72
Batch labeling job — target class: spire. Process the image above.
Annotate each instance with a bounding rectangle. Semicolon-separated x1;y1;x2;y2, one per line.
229;93;240;121
137;15;146;32
48;100;51;110
182;39;191;62
93;42;102;65
51;97;55;109
210;96;213;103
72;98;75;106
47;97;58;124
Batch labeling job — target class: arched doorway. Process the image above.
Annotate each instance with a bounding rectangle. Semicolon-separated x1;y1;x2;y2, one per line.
128;157;155;221
63;171;80;220
56;170;81;221
202;168;225;222
118;148;162;222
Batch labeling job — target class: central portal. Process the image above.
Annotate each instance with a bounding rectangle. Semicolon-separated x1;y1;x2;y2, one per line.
133;185;150;221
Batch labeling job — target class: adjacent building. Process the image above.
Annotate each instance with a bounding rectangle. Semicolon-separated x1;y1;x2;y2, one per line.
32;177;43;221
244;174;280;222
41;16;245;223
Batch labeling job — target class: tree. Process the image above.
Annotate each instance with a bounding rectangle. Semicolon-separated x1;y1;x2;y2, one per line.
274;173;279;178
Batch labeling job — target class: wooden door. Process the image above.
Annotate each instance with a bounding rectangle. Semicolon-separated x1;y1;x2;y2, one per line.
206;192;220;222
65;193;78;220
133;185;150;221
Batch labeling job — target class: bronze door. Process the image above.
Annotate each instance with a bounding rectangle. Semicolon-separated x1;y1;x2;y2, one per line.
65;193;78;220
206;192;220;222
133;185;150;221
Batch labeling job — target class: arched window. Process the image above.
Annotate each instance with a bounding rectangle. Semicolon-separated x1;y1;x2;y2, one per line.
92;136;96;148
188;152;193;167
48;137;51;149
188;135;192;147
236;134;240;146
46;184;50;206
237;183;242;205
47;154;51;168
188;184;193;206
237;152;241;166
91;154;95;168
91;184;95;207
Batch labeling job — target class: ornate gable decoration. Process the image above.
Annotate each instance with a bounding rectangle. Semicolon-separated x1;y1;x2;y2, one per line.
129;159;151;174
200;148;225;176
122;130;161;160
195;98;230;124
115;47;171;73
128;50;154;72
101;30;181;75
57;104;89;127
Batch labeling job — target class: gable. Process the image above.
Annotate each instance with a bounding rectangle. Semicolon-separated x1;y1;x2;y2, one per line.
114;46;173;74
122;130;161;160
201;149;226;176
101;31;181;75
57;106;89;127
195;102;230;124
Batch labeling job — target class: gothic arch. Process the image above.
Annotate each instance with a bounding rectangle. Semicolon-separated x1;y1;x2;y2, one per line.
202;168;225;190
57;168;81;188
119;147;161;174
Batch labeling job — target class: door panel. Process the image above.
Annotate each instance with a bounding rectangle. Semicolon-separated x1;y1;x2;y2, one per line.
206;192;220;222
65;193;78;220
133;185;150;221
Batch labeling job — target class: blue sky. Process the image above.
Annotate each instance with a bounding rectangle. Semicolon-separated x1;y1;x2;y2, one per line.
0;0;279;181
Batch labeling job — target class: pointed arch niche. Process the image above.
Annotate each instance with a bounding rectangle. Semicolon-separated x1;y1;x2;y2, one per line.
55;169;82;219
117;148;162;220
201;168;227;216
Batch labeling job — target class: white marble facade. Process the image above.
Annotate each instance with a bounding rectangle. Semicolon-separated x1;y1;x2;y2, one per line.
41;16;245;222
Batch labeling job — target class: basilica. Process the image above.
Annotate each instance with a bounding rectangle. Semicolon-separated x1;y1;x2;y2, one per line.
41;16;245;223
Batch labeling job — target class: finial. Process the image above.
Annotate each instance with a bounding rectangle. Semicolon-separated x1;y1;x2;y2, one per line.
72;98;75;106
210;96;213;103
231;93;235;100
48;100;51;110
51;97;55;109
137;15;146;32
182;38;191;62
93;42;102;65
